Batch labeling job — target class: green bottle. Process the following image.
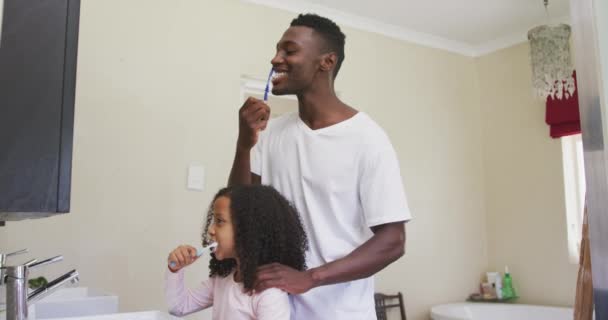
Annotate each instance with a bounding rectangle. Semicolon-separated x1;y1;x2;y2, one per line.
501;266;516;299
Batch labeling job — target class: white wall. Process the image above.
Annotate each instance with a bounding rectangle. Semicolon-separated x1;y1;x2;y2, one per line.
1;0;580;319
476;42;578;307
595;0;608;149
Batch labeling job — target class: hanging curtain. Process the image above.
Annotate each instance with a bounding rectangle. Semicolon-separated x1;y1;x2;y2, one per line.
546;71;581;138
574;204;594;320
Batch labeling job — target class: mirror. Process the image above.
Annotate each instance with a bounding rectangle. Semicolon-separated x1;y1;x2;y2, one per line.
0;0;4;48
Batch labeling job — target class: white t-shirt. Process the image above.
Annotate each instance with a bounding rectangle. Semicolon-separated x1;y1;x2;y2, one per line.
165;269;290;320
251;112;412;320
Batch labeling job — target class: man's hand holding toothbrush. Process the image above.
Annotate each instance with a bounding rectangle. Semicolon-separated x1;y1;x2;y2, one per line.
237;97;271;152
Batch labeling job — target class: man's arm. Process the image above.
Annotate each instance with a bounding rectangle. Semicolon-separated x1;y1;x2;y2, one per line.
228;97;269;187
228;147;261;186
254;221;406;294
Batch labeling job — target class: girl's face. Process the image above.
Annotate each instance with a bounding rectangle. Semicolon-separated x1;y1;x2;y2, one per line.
208;196;236;261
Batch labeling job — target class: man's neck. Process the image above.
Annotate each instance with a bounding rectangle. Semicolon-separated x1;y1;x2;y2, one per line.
297;88;356;130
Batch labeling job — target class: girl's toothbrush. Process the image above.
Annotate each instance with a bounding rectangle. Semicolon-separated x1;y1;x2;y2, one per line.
263;67;275;102
169;242;218;269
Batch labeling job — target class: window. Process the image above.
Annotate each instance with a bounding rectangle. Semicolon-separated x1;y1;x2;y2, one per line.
561;133;586;263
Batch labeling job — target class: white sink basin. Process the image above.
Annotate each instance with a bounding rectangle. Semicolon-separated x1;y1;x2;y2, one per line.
34;287;118;319
0;304;35;320
49;311;181;320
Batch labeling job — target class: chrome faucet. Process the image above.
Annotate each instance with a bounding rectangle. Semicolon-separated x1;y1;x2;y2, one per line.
0;249;28;286
2;255;79;320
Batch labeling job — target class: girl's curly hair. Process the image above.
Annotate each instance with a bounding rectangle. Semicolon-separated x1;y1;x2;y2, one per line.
202;185;308;290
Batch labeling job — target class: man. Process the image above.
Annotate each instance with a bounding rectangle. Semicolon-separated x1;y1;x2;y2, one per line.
228;13;412;319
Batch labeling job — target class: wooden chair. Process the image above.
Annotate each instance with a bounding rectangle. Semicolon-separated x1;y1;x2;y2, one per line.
374;292;406;320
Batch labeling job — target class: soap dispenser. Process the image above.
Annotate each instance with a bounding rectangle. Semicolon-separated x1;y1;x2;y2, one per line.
501;266;517;299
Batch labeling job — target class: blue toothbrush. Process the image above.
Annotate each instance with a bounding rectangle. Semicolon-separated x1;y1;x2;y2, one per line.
264;67;275;102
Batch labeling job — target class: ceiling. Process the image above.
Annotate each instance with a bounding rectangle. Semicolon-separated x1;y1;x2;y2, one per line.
243;0;571;56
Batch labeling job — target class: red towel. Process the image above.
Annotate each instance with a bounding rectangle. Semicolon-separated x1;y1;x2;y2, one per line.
550;122;581;138
546;71;581;138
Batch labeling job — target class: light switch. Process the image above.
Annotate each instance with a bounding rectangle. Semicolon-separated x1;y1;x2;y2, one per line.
187;164;205;191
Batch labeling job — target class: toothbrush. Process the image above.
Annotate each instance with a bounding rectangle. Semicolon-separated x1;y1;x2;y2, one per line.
263;67;275;102
169;242;218;269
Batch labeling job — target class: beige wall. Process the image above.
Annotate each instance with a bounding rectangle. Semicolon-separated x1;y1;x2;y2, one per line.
0;0;578;319
476;42;578;307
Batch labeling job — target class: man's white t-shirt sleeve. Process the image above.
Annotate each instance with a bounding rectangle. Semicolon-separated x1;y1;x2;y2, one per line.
360;141;412;227
253;288;290;319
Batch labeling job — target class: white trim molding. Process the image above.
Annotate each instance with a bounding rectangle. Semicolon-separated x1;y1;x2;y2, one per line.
241;0;570;57
241;0;477;56
472;15;571;56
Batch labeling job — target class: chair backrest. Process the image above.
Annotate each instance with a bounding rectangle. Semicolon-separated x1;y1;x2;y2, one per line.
374;292;406;320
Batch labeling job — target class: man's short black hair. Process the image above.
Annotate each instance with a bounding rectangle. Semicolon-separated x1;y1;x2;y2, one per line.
290;13;345;79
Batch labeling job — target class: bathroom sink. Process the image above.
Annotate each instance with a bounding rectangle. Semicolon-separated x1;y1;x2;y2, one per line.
34;287;118;319
49;311;181;320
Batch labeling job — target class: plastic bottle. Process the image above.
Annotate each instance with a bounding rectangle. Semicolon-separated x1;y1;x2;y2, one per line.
495;273;503;299
501;266;516;299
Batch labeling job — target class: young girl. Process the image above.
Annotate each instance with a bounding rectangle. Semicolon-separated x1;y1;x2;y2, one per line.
165;185;308;319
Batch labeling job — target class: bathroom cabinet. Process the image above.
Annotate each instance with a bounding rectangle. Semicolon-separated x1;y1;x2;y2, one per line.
0;0;80;219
